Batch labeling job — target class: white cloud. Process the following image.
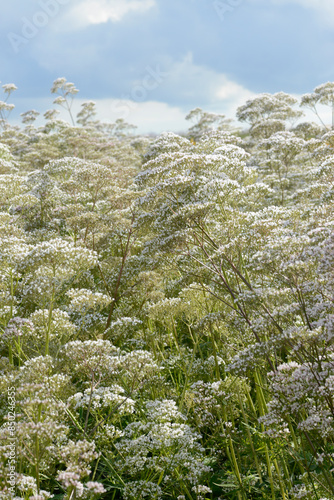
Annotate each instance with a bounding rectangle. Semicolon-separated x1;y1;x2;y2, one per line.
99;57;256;131
215;78;255;112
66;0;156;28
97;98;187;133
161;52;256;114
81;55;256;131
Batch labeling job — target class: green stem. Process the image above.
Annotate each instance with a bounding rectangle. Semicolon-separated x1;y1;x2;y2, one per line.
222;409;246;500
254;371;276;500
238;394;263;481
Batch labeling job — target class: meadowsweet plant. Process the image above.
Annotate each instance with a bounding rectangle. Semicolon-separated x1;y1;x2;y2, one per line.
0;83;17;131
186;108;233;141
0;79;334;500
51;78;79;126
301;82;334;129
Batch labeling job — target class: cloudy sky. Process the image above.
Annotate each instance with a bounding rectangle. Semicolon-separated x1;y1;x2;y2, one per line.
1;0;334;132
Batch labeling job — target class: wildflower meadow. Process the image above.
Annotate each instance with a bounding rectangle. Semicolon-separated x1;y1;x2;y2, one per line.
0;78;334;500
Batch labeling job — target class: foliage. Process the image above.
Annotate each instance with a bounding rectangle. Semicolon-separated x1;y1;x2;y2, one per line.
0;80;334;500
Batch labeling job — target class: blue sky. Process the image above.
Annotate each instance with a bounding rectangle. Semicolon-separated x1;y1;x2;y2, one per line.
1;0;334;132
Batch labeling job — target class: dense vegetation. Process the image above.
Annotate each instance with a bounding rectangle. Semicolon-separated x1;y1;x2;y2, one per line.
0;78;334;500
